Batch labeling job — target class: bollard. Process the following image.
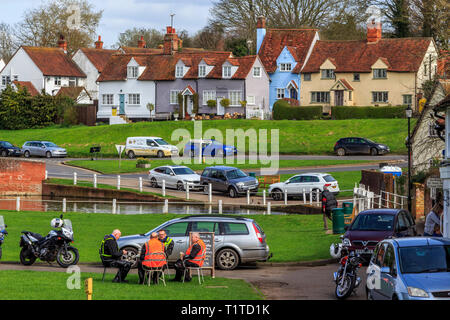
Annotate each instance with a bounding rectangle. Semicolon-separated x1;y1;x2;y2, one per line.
263;190;266;206
208;205;212;215
16;197;20;212
316;190;320;205
117;176;121;190
74;172;77;185
209;184;212;204
63;198;67;213
186;183;190;200
284;189;288;205
139;205;143;215
162;180;166;197
303;188;306;204
93;174;97;189
112;199;117;214
163;199;169;214
218;200;223;215
73;202;77;213
309;188;312;205
247;190;251;205
267;202;271;215
139;177;143;193
45;170;48;180
93;203;97;214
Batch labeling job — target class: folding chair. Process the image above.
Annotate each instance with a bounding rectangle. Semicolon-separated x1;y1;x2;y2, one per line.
183;264;205;285
101;261;122;282
142;253;168;287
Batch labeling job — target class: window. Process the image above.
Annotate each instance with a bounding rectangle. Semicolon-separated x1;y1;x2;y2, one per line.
1;75;11;86
321;69;335;79
372;91;389;103
102;94;114;105
191;222;218;233
403;94;412;105
311;92;330;103
304;73;311;81
373;69;387;79
429;123;439;138
127;66;138;79
69;77;76;87
246;96;256;105
54;77;61;86
353;73;360;81
164;222;188;237
424;64;428;76
279;63;292;72
349;91;353;101
199;65;207;77
128;93;140;105
374;243;386;267
253;67;261;77
203;90;216;105
176;66;184;78
170;90;181;105
277;88;285;99
13;75;18;82
221;223;249;235
223;66;232;78
229;90;242;106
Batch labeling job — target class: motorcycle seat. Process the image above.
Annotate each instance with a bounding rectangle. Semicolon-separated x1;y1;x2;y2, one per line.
21;231;44;240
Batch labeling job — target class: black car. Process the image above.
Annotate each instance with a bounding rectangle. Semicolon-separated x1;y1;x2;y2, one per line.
334;137;390;156
0;141;21;157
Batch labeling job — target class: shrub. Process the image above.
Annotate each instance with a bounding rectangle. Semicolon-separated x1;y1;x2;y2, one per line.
273;100;322;120
136;158;150;165
207;100;217;108
220;98;231;108
331;106;407;119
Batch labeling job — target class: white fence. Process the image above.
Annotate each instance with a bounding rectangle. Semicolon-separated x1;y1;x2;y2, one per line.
353;184;408;214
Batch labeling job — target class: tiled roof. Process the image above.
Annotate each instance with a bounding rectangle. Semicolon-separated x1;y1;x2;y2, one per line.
12;81;39;96
56;86;92;100
78;48;119;73
258;29;318;73
231;56;258;79
22;46;86;77
120;47;206;55
302;38;432;73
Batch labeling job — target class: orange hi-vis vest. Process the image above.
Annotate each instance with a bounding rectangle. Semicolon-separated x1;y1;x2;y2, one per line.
143;238;167;268
186;239;206;267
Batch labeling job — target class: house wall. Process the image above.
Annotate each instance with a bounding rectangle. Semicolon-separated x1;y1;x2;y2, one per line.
72;50;100;100
246;58;270;113
198;79;246;114
416;41;439;90
155;79;197;114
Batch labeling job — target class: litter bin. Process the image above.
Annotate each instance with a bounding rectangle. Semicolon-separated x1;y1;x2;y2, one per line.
332;208;345;234
342;202;354;225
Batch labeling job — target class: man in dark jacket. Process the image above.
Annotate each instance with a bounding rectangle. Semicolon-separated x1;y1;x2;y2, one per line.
158;230;174;257
99;229;132;283
172;232;205;282
322;187;338;230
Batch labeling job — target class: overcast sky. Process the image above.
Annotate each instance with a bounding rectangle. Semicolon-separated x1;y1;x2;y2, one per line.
1;0;213;48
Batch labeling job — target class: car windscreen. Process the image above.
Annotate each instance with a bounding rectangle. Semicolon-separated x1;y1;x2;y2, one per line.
226;169;247;180
350;214;394;231
173;167;195;175
1;142;13;148
323;175;336;182
155;139;169;146
399;246;450;274
44;142;57;148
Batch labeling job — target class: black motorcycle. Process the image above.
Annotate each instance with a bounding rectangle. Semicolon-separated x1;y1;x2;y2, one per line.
0;216;7;260
333;246;363;300
19;215;79;268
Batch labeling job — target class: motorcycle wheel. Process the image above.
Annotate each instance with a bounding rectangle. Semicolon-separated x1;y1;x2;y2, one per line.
56;246;79;268
20;247;37;266
335;273;355;300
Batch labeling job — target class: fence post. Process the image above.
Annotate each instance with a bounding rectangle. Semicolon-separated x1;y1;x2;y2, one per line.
401;197;404;209
309;188;312;205
316;189;320;205
186;183;190;200
303;188;306;204
163;199;169;214
45;170;48;180
209;184;212;204
112;199;117;214
16;197;20;212
73;202;77;213
267;202;271;215
162;180;166;197
247;190;251;205
378;194;382;209
386;192;390;209
218;200;223;215
263;190;266;206
117;176;121;190
63;198;67;213
93;174;97;189
284;189;288;205
73;172;77;186
139;177;143;193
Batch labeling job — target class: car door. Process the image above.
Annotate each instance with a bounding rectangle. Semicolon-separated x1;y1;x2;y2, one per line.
201;168;212;188
36;142;46;157
155;167;167;185
190;221;223;252
395;212;410;237
369;242;386;300
379;243;397;300
285;176;302;196
159;221;190;262
344;138;357;154
165;167;177;188
215;170;228;192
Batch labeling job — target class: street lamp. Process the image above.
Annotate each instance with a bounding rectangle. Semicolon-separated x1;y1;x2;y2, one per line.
406;104;413;213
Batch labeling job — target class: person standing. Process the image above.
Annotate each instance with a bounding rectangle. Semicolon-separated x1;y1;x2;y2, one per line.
99;229;132;283
138;232;167;284
322;186;338;230
172;233;206;282
424;202;443;237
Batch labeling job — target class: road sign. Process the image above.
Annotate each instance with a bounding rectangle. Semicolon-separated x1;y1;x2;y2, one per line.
427;178;443;189
116;145;125;155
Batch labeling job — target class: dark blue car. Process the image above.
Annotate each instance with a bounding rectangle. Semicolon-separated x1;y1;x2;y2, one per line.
184;139;237;158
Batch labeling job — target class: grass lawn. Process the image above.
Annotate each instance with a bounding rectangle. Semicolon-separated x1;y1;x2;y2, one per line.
0;211;340;264
67;158;376;175
0;119;413;157
0;270;262;300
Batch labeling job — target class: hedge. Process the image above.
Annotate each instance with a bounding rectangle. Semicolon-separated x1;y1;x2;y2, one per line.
331;106;407;119
273;100;322;120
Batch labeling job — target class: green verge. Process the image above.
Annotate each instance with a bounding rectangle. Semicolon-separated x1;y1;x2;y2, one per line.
0;119;414;157
0;270;262;300
0;211;340;264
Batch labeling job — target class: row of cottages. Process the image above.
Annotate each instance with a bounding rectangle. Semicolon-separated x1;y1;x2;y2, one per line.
255;17;439;112
96;27;270;124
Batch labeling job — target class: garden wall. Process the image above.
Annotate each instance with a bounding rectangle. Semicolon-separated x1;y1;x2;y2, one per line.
0;159;46;196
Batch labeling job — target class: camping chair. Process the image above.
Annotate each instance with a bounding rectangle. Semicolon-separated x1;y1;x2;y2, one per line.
142;253;168;287
101;260;123;282
183;251;207;285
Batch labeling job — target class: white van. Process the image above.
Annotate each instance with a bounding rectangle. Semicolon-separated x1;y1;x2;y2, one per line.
125;137;179;159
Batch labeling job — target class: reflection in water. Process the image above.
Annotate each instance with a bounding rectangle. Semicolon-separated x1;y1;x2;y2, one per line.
0;196;285;215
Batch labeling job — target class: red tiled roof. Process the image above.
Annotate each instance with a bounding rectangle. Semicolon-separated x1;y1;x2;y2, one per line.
302;38;433;73
12;81;39;96
120;47;206;55
337;79;353;91
78;48;119;73
181;85;196;95
231;56;258;79
56;86;92;100
258;29;318;73
22;46;86;77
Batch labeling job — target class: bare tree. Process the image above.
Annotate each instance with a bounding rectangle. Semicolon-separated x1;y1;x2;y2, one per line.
0;23;16;62
116;28;164;48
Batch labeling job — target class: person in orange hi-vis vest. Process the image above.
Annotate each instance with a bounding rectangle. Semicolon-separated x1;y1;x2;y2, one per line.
138;232;167;284
172;232;206;282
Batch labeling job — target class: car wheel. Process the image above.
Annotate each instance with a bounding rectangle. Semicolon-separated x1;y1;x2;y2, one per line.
216;248;240;270
24;151;31;158
128;151;136;159
229;187;238;198
1;150;7;157
337;148;346;157
46;151;52;159
157;151;165;159
370;148;378;156
121;246;139;269
177;181;185;191
150;178;158;188
271;189;283;201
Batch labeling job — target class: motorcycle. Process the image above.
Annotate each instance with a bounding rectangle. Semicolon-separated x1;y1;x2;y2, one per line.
0;216;7;260
333;245;363;300
19;215;79;268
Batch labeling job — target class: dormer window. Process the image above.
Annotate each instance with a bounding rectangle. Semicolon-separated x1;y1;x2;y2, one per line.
223;66;232;78
373;69;387;79
253;67;261;77
176;65;184;78
199;65;207;78
280;63;292;72
321;69;335;79
127;66;138;79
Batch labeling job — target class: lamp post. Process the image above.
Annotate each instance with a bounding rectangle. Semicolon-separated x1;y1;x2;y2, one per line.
406;104;413;213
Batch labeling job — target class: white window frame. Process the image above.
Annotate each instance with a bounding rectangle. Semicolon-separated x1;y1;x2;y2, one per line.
321;69;335;79
128;93;141;105
228;90;242;106
175;66;184;78
54;76;62;86
247;96;256;105
127;66;139;79
69;77;77;87
373;69;387;79
311;92;330;103
253;67;261;78
199;65;207;78
403;94;412;105
372;91;389;103
223;66;232;78
170;90;181;105
276;88;285;99
102;94;114;105
279;63;292;72
2;75;10;86
203;90;216;105
304;73;311;81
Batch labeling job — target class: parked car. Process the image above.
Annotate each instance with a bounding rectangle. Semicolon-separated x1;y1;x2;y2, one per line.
117;215;271;270
334;137;390;156
342;209;417;263
21;141;67;158
125;137;179;159
200;166;259;198
184;139;237;158
0;141;21;157
268;173;340;201
149;165;202;191
366;237;450;300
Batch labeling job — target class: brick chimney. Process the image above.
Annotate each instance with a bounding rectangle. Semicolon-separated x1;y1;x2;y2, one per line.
137;36;146;48
57;34;68;53
367;19;382;43
163;26;180;55
256;16;267;54
95;36;103;49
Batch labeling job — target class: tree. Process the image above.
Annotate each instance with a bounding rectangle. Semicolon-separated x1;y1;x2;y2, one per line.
0;23;16;63
116;27;164;48
14;0;102;55
225;38;250;56
321;13;367;40
191;24;226;51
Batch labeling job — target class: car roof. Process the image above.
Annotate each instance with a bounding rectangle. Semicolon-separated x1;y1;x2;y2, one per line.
169;215;254;223
291;173;330;177
204;166;237;171
386;237;450;247
155;165;189;169
127;137;162;140
358;209;402;216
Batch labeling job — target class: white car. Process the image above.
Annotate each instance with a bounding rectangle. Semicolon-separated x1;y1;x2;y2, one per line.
268;173;340;201
149;166;202;191
125;137;179;159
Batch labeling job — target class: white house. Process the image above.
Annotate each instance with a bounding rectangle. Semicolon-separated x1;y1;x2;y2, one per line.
0;40;86;96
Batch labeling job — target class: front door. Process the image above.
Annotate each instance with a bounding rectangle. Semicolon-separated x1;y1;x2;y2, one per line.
217;97;225;116
290;88;298;100
186;96;193;116
119;94;125;115
335;90;344;106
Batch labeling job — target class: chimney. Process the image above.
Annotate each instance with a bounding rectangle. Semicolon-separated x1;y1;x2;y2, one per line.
57;34;68;53
256;16;267;54
137;36;146;48
163;26;179;55
95;36;103;49
367;19;382;43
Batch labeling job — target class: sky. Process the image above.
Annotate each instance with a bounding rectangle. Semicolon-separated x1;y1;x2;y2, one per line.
0;0;213;48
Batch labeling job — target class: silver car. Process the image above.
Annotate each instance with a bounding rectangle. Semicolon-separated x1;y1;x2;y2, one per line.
117;215;271;270
22;141;67;158
149;165;202;191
